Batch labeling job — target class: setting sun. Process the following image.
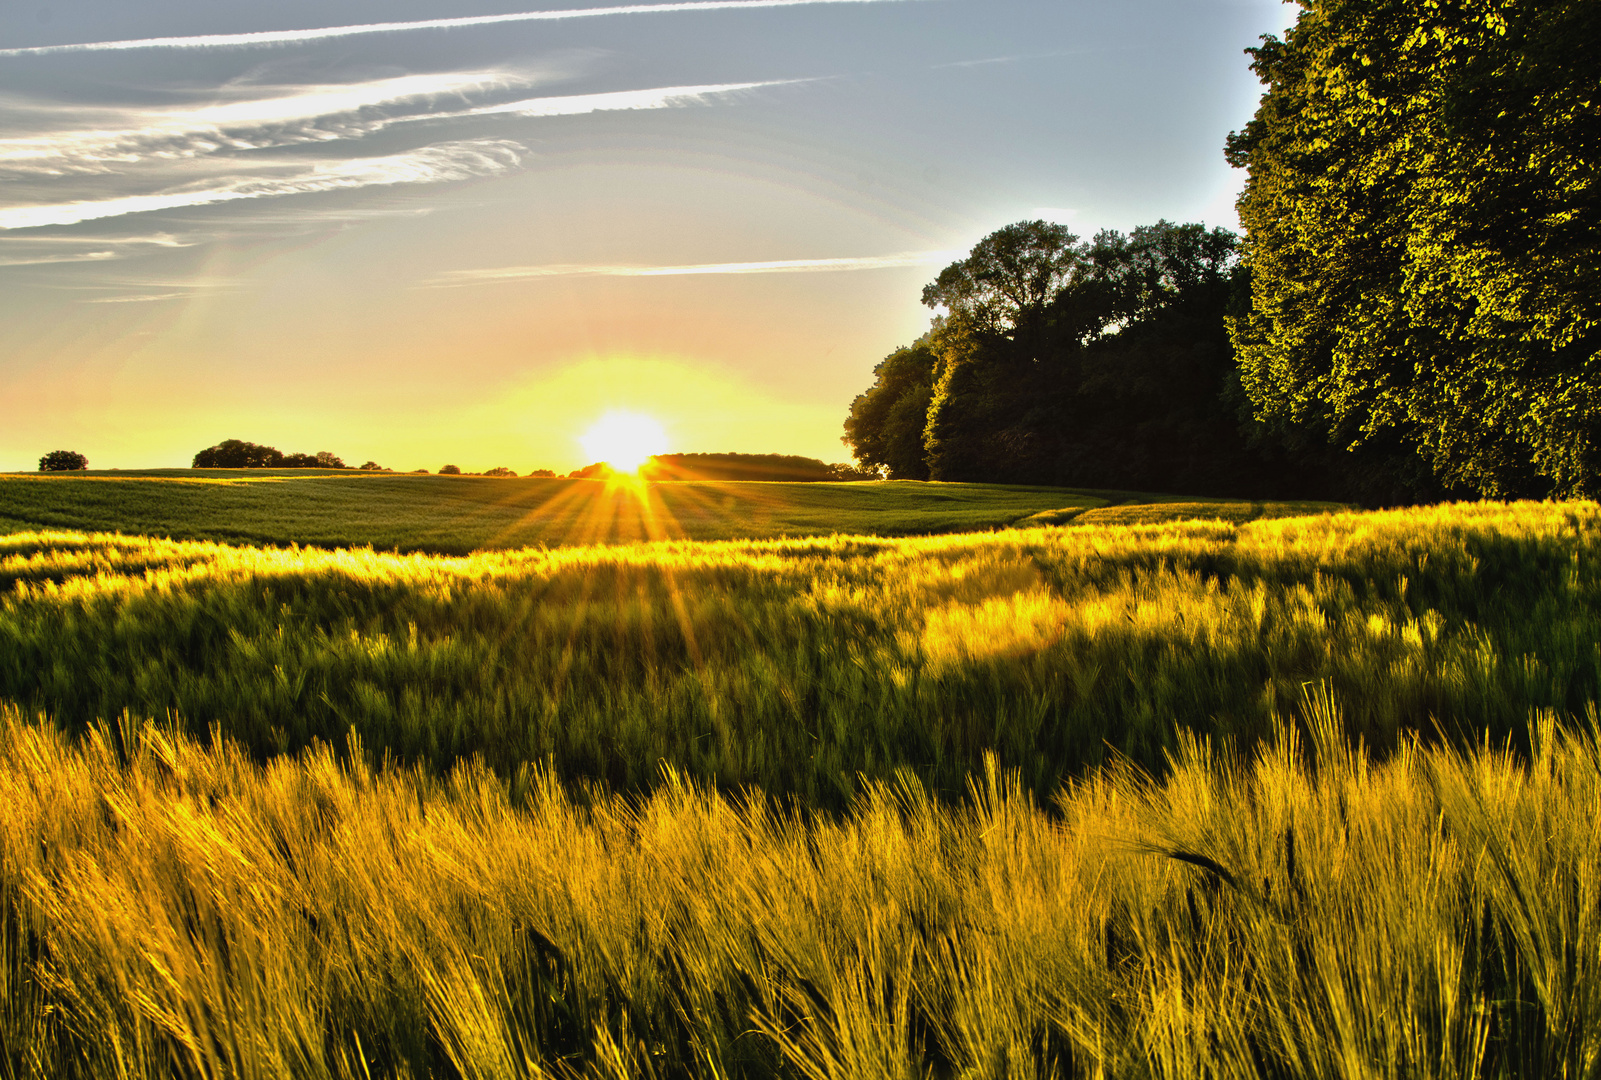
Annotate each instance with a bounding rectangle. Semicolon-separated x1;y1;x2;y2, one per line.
579;411;669;474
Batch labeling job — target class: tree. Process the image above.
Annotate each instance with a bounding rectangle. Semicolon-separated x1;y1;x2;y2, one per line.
38;450;87;471
280;453;319;468
841;339;937;479
192;440;283;468
359;461;384;471
314;451;345;469
438;464;461;475
922;220;1085;344
1228;0;1601;497
483;466;516;477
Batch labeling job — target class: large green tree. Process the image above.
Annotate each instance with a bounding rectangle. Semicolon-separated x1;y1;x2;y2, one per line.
1228;0;1601;497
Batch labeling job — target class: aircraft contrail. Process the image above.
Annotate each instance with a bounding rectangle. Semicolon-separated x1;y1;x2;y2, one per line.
0;0;915;57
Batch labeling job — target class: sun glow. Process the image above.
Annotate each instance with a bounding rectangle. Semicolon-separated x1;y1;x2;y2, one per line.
579;411;669;474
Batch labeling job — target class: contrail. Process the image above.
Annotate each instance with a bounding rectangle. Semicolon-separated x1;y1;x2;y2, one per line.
431;250;962;285
0;0;914;57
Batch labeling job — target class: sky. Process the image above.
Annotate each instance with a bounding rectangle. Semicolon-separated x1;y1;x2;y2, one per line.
0;0;1297;474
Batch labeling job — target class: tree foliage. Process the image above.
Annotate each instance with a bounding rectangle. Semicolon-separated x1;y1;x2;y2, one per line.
841;340;937;479
193;440;284;469
844;218;1445;502
1228;0;1601;497
38;450;87;472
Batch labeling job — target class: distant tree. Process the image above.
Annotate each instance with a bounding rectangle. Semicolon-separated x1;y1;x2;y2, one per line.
192;440;283;468
280;453;318;468
1227;0;1601;497
829;462;882;481
359;461;384;471
38;450;87;472
483;466;517;477
314;451;345;469
527;468;556;478
842;339;937;479
411;469;429;474
569;463;611;479
438;464;462;475
643;453;837;482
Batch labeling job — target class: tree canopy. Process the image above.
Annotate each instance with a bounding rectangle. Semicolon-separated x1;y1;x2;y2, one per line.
843;218;1445;502
1228;0;1601;497
38;450;87;472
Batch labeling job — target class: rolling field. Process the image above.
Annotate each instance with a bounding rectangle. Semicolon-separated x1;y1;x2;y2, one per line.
0;470;1339;552
4;493;1601;1076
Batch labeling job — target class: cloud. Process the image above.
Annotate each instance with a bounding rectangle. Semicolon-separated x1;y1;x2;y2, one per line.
428;80;803;122
0;75;795;181
81;292;192;303
0;231;192;246
432;250;961;285
0;139;523;229
0;249;117;267
0;0;917;56
0;71;515;175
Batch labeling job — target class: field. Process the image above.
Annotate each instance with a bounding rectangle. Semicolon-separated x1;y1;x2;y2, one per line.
3;489;1600;1077
0;470;1339;553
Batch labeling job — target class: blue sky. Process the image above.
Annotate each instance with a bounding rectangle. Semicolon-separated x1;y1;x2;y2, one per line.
0;0;1295;472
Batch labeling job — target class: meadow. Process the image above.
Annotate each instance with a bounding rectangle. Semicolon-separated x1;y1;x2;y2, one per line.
4;495;1601;1076
0;471;1336;553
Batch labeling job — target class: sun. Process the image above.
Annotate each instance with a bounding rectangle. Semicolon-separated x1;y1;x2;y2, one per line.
579;411;669;474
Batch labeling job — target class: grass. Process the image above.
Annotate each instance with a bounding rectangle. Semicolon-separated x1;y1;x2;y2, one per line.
6;493;1599;1076
0;471;1341;553
5;702;1601;1079
1;500;1598;802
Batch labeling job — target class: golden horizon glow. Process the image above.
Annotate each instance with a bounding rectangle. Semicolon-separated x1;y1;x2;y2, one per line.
579;411;669;474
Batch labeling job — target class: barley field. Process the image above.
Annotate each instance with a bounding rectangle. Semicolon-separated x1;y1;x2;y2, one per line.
4;498;1601;1077
0;472;1305;553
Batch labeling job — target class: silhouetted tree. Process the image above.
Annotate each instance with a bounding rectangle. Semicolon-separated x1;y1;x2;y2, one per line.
38;450;87;472
314;451;345;469
280;453;318;468
845;218;1443;502
192;440;283;468
484;466;516;477
842;339;937;479
438;464;461;475
359;461;384;471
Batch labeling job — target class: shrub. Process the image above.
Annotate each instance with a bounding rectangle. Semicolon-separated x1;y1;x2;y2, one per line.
37;450;87;472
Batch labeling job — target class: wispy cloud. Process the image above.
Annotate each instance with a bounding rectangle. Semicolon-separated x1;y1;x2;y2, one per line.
0;76;794;178
0;71;515;175
81;291;192;303
0;0;916;57
0;74;793;229
0;139;522;229
0;249;117;267
431;250;961;285
0;231;193;246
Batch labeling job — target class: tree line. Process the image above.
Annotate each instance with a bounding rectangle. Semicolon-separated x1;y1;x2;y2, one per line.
846;0;1598;503
191;440;387;471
